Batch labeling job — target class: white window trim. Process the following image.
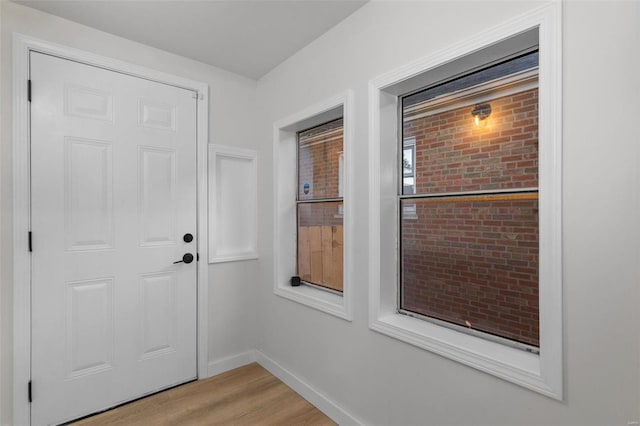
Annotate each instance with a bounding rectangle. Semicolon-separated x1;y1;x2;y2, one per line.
273;91;354;321
368;2;562;399
208;144;259;263
12;34;210;426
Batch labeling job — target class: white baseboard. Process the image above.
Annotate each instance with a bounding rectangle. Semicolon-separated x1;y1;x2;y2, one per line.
207;350;257;378
254;350;362;426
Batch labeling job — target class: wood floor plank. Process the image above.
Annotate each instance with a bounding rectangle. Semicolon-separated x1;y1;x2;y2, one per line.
71;363;335;426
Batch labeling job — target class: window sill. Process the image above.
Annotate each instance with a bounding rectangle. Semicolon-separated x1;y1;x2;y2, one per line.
274;283;352;321
371;312;559;399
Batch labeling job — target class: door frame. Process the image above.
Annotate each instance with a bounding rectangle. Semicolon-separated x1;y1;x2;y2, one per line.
13;33;210;425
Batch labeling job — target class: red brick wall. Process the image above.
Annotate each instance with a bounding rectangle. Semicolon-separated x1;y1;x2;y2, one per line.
401;88;539;347
403;89;538;194
298;122;343;227
401;197;539;346
298;132;342;201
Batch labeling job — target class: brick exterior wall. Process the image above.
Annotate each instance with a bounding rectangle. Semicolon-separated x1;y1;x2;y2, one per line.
298;119;343;202
401;88;540;347
401;197;539;346
297;120;344;227
403;89;538;194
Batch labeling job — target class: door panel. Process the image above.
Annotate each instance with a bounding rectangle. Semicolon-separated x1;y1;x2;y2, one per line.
139;147;176;246
30;52;197;425
65;137;114;251
64;84;114;122
140;271;177;359
66;278;114;378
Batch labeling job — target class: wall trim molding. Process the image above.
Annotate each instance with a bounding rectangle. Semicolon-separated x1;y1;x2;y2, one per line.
12;33;210;426
254;350;363;426
207;351;257;378
206;350;362;425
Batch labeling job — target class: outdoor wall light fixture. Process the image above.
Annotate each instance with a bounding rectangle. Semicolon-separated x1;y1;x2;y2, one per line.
471;103;492;126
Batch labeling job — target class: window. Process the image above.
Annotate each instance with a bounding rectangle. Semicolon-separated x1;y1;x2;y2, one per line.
402;138;417;219
402;137;416;193
273;91;353;320
369;5;562;399
297;119;344;293
399;51;540;351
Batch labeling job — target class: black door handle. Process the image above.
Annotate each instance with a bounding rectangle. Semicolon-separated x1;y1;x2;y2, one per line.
173;253;194;264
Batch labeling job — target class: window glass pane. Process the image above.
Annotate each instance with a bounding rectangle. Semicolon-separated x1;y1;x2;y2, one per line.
403;87;539;195
403;138;416;195
297;202;343;292
298;118;344;201
400;196;539;347
399;53;541;349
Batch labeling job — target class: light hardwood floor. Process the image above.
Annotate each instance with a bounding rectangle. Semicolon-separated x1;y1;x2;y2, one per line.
71;363;336;426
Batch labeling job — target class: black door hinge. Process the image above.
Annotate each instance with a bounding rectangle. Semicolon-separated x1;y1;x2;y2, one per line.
28;380;32;403
27;80;31;103
197;253;200;262
28;232;32;252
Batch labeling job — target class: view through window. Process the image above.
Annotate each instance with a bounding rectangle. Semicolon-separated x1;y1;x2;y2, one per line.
399;51;540;349
297;118;344;292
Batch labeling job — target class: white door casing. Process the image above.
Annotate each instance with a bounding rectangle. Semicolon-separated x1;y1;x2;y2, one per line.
30;51;198;425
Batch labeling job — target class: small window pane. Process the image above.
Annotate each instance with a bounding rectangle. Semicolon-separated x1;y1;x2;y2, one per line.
298;119;344;201
297;202;343;292
403;138;416;195
400;196;539;347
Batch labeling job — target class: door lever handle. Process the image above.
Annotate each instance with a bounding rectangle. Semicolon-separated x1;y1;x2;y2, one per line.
174;253;194;264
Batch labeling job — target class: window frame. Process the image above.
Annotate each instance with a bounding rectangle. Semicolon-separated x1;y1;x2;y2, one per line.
273;91;354;321
296;118;345;293
397;66;540;351
368;3;562;399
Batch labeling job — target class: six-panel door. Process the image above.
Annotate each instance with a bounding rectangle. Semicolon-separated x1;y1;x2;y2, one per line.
30;52;198;425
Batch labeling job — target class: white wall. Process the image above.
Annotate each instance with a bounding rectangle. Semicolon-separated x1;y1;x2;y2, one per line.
255;1;640;425
0;2;259;424
2;1;639;425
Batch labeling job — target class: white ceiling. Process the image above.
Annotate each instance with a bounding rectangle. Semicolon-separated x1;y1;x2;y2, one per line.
14;0;367;80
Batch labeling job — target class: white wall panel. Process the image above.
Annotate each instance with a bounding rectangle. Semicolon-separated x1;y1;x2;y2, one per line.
254;1;640;425
208;145;258;263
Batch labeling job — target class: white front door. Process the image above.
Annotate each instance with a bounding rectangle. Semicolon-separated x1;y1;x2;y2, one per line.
30;52;198;425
